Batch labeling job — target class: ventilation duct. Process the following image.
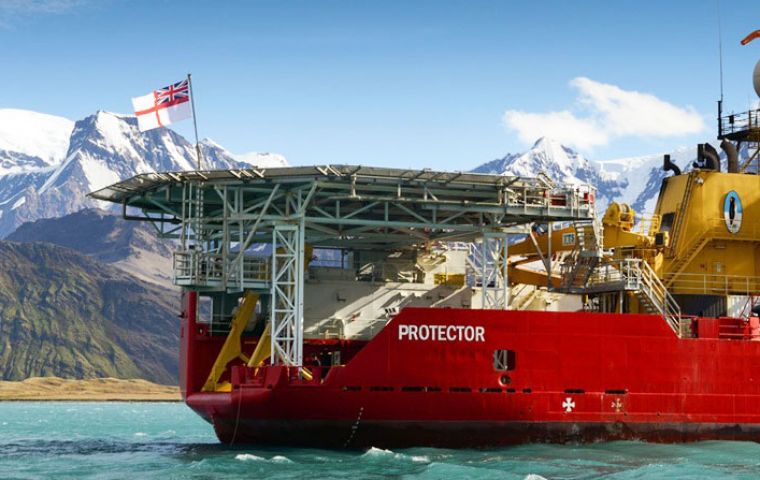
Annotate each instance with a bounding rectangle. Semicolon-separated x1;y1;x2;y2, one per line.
720;139;739;173
695;143;720;171
663;154;681;176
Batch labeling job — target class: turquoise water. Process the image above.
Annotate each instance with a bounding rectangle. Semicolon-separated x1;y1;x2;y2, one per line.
1;402;760;479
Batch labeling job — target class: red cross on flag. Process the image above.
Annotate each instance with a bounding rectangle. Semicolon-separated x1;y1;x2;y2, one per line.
132;78;193;132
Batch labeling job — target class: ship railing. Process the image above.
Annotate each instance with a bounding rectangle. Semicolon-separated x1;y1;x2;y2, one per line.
579;258;683;334
663;272;760;296
173;250;269;289
174;250;218;285
665;218;760;289
577;258;643;289
719;108;760;137
581;261;624;284
635;213;661;237
506;182;596;218
566;258;641;288
238;255;270;284
635;259;682;334
550;184;597;218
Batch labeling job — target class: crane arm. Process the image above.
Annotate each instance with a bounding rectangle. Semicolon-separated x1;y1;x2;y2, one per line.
741;30;760;45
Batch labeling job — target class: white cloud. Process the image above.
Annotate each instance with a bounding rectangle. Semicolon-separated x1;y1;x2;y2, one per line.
503;109;608;150
503;77;706;150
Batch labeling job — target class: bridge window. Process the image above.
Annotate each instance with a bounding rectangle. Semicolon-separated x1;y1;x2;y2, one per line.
493;350;516;371
197;296;213;325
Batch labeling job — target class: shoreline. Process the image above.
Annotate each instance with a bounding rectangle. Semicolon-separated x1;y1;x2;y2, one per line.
0;399;181;402
0;377;181;402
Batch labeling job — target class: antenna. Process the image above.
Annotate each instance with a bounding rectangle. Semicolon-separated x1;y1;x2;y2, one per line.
717;0;724;102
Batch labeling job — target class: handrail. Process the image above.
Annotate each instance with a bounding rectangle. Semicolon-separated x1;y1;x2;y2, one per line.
637;259;681;333
635;213;661;236
578;257;682;335
663;272;760;296
665;217;760;287
720;108;760;136
173;250;269;287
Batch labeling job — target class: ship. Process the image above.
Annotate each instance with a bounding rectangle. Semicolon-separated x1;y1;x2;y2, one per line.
89;31;760;447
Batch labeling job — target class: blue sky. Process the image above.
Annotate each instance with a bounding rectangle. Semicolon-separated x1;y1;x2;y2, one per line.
1;0;759;169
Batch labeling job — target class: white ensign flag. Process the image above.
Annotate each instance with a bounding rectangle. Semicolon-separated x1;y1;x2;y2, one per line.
131;78;192;132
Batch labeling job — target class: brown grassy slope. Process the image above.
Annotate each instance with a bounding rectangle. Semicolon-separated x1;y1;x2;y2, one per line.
0;377;180;401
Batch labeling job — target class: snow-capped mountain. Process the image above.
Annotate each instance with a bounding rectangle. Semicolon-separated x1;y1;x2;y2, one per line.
0;109;73;171
0;109;287;237
0;107;749;238
472;137;623;209
595;147;696;213
472;137;750;216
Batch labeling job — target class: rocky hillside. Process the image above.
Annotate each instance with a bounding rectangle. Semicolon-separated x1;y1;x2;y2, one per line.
0;241;180;384
8;209;174;286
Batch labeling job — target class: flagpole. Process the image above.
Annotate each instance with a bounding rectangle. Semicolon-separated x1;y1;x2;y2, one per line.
187;73;204;170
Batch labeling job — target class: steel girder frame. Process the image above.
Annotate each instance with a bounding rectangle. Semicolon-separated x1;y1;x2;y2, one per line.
111;171;595;245
466;232;510;310
268;187;312;366
90;166;599;366
133;179;556;294
270;222;305;366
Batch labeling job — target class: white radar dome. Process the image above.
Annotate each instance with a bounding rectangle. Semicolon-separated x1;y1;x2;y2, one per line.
754;59;760;98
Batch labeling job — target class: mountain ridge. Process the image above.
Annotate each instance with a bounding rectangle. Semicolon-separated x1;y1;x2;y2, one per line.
0;109;287;237
0;108;748;236
8;208;174;286
472;137;749;214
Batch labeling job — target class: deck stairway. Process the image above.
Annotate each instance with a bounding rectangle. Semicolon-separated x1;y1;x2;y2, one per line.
622;259;683;335
577;258;684;335
569;258;685;335
558;218;685;334
560;220;604;292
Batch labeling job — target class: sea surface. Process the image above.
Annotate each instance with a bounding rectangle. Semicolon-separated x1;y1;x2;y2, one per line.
1;402;760;479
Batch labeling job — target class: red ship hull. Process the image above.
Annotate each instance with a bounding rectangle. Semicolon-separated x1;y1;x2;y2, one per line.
180;293;760;447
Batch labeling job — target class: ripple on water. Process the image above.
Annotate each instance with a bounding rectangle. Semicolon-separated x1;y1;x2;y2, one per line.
2;403;760;479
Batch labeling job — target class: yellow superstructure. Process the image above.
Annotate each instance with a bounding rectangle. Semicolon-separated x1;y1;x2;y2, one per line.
654;170;760;296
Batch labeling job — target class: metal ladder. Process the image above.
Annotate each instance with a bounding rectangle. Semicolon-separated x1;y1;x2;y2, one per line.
561;220;603;290
667;172;695;258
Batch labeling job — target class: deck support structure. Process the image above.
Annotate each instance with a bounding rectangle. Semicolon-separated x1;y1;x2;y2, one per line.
270;223;305;366
483;233;510;310
90;164;596;368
